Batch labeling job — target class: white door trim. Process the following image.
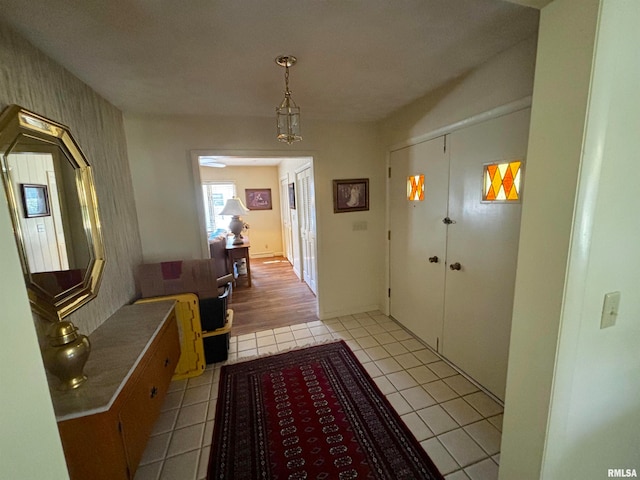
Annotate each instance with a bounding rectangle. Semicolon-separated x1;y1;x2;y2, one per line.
389;96;532;153
190;149;317;259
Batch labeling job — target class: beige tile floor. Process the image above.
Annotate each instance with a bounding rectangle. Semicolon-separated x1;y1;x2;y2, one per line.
134;311;503;480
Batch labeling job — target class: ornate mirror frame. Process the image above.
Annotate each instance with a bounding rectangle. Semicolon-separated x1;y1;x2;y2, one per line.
0;105;105;320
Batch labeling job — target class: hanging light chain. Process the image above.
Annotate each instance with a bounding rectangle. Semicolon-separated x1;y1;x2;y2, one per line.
284;64;291;95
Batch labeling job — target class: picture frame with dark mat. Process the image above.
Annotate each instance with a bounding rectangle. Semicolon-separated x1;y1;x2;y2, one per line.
333;178;369;213
21;183;50;218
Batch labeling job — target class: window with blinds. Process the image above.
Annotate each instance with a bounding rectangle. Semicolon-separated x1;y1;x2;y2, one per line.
202;182;236;236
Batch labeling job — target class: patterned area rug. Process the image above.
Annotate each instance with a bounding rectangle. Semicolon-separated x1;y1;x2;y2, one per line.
208;341;444;479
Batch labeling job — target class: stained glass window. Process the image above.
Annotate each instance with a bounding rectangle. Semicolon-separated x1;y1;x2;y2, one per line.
407;174;425;201
483;161;522;201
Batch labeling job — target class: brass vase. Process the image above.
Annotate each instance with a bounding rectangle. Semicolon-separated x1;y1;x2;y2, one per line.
43;321;91;390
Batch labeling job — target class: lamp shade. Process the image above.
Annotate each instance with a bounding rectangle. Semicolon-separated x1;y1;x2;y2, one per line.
219;198;249;216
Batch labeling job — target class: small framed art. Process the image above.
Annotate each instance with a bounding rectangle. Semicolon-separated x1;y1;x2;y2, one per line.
333;178;369;213
21;184;51;218
245;188;272;210
288;183;296;209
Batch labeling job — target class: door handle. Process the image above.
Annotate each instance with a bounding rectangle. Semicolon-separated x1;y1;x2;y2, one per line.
428;256;439;263
449;262;462;271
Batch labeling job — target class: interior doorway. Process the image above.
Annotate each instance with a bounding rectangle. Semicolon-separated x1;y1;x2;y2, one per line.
190;152;319;313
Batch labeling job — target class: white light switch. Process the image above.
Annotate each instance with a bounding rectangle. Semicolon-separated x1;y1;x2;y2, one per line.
352;221;368;231
600;291;621;329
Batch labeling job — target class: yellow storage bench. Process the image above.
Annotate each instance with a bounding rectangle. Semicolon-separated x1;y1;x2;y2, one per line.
135;293;205;380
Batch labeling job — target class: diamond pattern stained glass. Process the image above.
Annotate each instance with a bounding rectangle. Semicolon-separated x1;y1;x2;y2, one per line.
483;161;522;201
407;175;425;201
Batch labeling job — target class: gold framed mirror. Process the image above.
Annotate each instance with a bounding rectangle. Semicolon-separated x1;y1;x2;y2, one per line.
0;105;105;320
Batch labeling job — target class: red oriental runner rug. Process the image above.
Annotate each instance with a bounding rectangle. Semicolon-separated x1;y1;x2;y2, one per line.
208;341;444;480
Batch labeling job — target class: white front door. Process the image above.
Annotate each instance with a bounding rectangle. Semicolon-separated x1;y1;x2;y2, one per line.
389;136;449;351
442;108;530;400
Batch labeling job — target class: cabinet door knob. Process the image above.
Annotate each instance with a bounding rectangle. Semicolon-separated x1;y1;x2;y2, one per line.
449;262;462;271
443;217;455;225
150;386;158;399
428;256;439;263
164;358;170;367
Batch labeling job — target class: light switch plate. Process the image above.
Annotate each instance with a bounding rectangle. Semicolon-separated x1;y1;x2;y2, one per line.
352;221;368;231
600;291;621;329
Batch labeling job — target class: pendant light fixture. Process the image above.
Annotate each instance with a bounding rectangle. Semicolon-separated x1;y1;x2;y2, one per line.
275;55;302;144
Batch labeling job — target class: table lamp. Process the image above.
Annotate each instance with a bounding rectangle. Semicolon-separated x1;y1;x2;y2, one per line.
219;197;249;245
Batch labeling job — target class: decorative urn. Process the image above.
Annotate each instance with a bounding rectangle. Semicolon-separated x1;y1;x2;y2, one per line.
43;321;91;390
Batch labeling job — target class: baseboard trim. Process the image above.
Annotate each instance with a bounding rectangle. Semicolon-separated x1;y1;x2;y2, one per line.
318;305;382;321
249;251;284;259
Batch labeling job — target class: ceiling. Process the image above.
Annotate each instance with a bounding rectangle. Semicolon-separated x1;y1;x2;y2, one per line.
0;1;539;123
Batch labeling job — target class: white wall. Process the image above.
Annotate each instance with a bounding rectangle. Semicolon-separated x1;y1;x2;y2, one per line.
0;23;143;479
0;176;69;480
380;35;538;147
501;0;640;478
124;115;385;319
499;0;600;476
200;165;283;257
541;0;640;477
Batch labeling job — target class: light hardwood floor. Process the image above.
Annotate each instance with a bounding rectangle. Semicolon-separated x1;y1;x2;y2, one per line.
229;257;318;336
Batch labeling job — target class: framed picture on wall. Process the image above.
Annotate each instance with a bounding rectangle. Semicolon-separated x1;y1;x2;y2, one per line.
288;183;296;209
333;178;369;213
245;188;272;210
20;184;51;218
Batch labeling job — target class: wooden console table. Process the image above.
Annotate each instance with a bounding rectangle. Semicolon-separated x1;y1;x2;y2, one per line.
51;301;180;479
226;236;251;287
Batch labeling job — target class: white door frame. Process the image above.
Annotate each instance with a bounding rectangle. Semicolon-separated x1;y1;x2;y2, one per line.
279;176;293;263
295;162;318;294
190;149;316;258
190;149;319;317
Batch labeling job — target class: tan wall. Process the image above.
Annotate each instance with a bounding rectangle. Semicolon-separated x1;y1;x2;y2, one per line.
200;165;284;257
